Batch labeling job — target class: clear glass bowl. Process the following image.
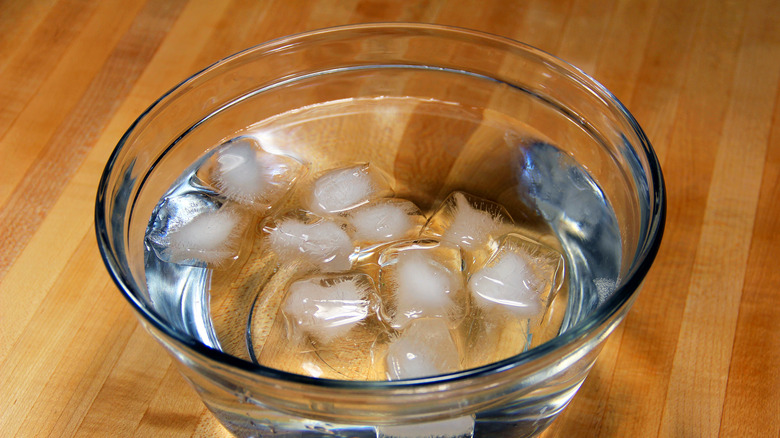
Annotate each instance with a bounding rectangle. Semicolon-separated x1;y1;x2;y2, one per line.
96;23;665;437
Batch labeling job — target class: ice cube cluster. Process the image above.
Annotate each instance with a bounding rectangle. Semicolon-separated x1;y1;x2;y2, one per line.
148;136;565;381
255;163;565;380
146;137;307;267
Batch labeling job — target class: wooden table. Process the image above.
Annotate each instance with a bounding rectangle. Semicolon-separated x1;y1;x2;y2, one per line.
1;0;778;436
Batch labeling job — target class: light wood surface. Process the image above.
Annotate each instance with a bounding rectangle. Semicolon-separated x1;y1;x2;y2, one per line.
1;0;779;436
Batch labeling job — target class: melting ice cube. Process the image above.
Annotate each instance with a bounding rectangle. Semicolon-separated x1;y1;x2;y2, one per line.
307;163;391;215
146;189;248;266
385;318;460;380
423;191;512;249
265;214;354;272
463;233;565;368
200;137;305;211
421;191;513;268
468;233;565;318
469;252;542;317
378;240;465;329
346;198;426;244
282;274;376;344
164;207;246;266
256;272;390;380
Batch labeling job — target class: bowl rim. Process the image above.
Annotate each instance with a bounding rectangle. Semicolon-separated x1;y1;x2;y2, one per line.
95;22;666;390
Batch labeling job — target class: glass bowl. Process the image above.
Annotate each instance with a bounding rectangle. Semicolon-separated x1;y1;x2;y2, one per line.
96;23;665;437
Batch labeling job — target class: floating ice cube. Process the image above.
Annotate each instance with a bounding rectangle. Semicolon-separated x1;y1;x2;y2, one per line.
200;137;305;211
256;271;390;380
346;198;425;244
163;206;246;266
308;163;391;215
282;274;376;344
468;233;565;318
385;318;460;380
422;191;513;251
265;214;354;272
469;252;542;317
145;188;248;266
147;191;217;259
378;240;465;328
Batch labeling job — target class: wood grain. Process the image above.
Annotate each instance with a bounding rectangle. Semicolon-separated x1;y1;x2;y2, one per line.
1;0;778;437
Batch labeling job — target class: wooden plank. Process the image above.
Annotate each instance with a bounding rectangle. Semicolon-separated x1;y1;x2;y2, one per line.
596;0;745;435
19;264;137;437
0;0;187;364
0;0;59;73
72;326;172;436
0;0;140;206
0;234;126;436
658;0;780;433
133;365;211;437
719;84;780;437
621;0;704;163
0;0;98;138
591;0;661;105
0;0;187;279
555;0;617;75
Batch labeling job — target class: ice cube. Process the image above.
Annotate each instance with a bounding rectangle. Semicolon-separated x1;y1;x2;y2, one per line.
265;213;355;272
346;198;426;244
256;272;390;380
145;188;248;266
469;252;542;317
200;137;305;211
307;163;392;215
424;191;512;249
385;318;460;380
463;233;565;368
378;240;466;329
147;191;217;261
165;207;247;266
462;307;531;370
248;258;314;358
421;191;513;268
468;233;565;318
281;274;377;344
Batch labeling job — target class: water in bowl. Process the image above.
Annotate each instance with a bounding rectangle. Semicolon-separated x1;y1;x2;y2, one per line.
142;96;621;429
